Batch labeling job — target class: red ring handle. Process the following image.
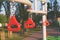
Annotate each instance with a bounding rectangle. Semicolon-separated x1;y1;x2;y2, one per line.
8;15;21;32
24;18;35;29
43;20;50;26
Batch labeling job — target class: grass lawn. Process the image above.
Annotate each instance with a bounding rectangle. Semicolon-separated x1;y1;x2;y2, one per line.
47;36;60;40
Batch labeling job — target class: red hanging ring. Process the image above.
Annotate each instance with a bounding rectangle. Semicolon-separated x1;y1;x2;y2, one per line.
43;20;50;26
8;15;21;32
24;18;35;29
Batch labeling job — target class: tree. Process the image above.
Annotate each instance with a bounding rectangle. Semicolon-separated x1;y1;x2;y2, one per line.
50;0;54;11
0;14;6;29
51;0;59;27
0;0;3;11
2;0;10;23
0;14;6;23
53;0;59;21
15;2;29;23
47;2;51;11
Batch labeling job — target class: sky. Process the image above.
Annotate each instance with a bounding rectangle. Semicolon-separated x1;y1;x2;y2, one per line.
48;0;60;5
0;0;60;15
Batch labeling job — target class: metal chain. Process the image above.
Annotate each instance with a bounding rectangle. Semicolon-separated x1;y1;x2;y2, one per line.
12;3;14;16
10;0;15;17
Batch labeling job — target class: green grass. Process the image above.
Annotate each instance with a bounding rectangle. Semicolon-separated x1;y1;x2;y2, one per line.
47;36;60;40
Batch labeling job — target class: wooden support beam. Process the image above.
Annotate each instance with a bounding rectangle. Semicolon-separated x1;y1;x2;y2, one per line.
1;31;5;40
12;0;32;7
39;0;46;2
8;31;13;39
42;0;47;40
42;0;46;2
27;10;47;14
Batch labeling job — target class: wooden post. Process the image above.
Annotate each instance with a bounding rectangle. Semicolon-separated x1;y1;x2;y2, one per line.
42;0;47;40
24;29;29;36
8;31;13;38
1;31;5;40
42;15;46;40
0;23;5;40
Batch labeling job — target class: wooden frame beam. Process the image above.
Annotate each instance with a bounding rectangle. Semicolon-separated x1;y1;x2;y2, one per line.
39;0;46;2
13;0;32;7
27;10;47;14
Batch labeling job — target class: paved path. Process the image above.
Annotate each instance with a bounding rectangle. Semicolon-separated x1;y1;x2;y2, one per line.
23;31;43;40
47;28;60;36
23;27;60;40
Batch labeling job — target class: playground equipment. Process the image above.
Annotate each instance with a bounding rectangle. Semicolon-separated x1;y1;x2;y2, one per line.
8;0;33;32
14;0;32;7
7;0;32;39
8;0;32;32
43;20;50;26
27;0;48;40
24;18;35;29
8;0;21;32
7;0;49;40
24;8;35;29
8;15;21;32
